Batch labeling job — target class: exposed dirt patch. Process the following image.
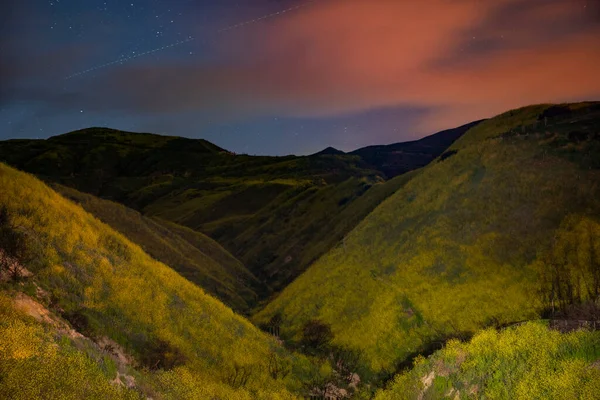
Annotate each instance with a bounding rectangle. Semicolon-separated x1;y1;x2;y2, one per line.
12;292;137;389
446;388;461;399
112;371;137;389
97;336;134;366
348;373;361;390
0;250;32;282
14;293;85;342
434;359;452;377
418;371;435;400
468;384;480;397
14;292;58;325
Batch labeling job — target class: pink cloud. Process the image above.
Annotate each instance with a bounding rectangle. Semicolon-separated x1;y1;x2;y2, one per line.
91;0;600;134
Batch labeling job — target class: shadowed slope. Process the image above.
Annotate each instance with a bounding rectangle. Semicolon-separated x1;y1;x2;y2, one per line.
52;184;263;312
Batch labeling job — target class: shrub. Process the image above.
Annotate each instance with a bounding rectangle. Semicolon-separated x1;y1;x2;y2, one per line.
63;309;95;337
301;320;334;354
224;362;255;388
330;345;362;382
139;338;187;371
267;352;292;380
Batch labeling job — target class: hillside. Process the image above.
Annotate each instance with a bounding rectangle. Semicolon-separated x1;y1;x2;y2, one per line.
0;127;432;293
375;322;600;400
349;120;483;178
255;102;600;383
0;163;314;399
51;184;263;312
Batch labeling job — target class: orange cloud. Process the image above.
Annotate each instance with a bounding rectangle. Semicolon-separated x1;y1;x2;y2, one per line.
214;0;600;131
84;0;600;136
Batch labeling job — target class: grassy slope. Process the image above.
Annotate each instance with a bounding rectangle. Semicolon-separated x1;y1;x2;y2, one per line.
105;155;389;292
52;184;263;312
202;173;419;291
0;128;413;293
0;293;141;400
0;163;312;399
255;102;600;378
374;322;600;400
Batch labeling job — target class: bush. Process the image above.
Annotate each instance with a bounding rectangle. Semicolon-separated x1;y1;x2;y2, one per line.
301;320;334;354
139;338;187;371
330;345;362;381
63;309;95;337
224;362;255;388
267;352;291;380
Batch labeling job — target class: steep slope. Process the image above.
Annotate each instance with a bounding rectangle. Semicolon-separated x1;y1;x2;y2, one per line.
204;172;419;290
51;184;263;312
0;128;426;292
0;292;141;399
375;322;600;400
255;102;600;379
350;120;483;178
0;163;310;399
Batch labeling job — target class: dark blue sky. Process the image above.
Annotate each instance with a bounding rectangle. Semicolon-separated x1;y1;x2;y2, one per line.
2;0;599;155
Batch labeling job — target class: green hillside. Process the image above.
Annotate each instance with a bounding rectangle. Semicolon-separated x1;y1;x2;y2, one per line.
0;163;316;399
51;184;263;312
2;103;600;398
375;322;600;400
0;127;422;292
255;102;600;382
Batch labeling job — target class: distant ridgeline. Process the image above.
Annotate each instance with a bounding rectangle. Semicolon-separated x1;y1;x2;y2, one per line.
0;122;472;302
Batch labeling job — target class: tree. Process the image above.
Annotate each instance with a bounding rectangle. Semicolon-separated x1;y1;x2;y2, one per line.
267;352;291;380
139;338;187;371
224;363;254;389
268;312;283;337
330;345;362;382
301;320;334;354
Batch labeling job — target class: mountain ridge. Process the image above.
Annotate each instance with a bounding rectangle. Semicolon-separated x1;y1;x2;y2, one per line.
0;123;469;295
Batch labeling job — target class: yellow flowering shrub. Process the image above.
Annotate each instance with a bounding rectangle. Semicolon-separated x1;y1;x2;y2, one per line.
375;322;600;400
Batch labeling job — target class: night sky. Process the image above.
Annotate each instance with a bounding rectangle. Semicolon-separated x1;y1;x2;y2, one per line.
1;0;599;155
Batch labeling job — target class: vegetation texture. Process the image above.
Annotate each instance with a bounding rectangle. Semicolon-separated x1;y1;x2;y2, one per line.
0;126;455;293
375;322;600;400
0;163;313;399
0;292;141;400
256;102;600;382
52;184;262;312
2;102;600;398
